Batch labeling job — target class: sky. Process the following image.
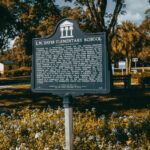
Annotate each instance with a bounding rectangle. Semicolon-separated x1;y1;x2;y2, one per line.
55;0;150;26
118;0;150;25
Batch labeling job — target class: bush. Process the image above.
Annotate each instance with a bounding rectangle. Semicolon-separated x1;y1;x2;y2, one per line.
138;72;150;87
0;106;150;149
4;67;31;77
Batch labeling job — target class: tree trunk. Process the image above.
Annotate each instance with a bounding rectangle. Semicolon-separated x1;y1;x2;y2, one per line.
126;56;129;75
129;58;132;74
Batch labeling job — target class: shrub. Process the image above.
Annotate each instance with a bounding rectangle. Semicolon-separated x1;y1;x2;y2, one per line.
0;106;150;149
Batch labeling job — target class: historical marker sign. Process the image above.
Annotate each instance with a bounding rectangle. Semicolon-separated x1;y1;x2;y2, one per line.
31;18;110;95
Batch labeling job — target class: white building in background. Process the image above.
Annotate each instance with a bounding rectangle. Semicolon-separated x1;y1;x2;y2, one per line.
0;61;16;75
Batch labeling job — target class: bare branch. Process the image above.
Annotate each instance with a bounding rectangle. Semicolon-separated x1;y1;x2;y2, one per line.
85;0;95;21
97;0;107;31
108;0;122;33
90;0;99;24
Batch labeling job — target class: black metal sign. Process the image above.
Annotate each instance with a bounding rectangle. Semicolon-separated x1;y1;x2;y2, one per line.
31;18;110;95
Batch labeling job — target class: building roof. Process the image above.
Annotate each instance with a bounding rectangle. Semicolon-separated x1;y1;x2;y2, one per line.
0;60;16;65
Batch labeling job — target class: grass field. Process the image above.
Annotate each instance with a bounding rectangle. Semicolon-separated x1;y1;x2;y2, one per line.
0;84;150;149
0;84;150;118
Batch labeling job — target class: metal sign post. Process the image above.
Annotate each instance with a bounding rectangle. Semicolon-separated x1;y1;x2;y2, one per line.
63;95;73;150
132;58;138;73
118;61;126;75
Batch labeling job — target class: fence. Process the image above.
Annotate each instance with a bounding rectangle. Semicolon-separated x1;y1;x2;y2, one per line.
113;67;150;75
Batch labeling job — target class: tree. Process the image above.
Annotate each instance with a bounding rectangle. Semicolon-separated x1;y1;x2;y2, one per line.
13;0;61;55
138;8;150;64
1;0;61;55
0;3;16;51
111;29;124;64
112;21;144;74
0;38;32;68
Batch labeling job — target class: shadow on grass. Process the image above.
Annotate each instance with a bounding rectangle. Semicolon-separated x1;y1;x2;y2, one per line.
0;85;150;116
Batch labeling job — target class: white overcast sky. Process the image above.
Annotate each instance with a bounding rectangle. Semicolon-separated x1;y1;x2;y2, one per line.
55;0;150;26
118;0;150;25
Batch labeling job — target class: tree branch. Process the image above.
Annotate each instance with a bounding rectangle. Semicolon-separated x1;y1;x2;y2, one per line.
85;0;95;21
97;0;107;31
108;0;122;33
90;0;100;29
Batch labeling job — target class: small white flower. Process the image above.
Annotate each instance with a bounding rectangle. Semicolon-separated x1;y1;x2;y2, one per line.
96;138;100;144
124;128;128;133
42;122;46;126
20;143;26;147
49;120;54;125
136;121;140;125
108;141;112;145
117;140;121;145
15;147;20;150
98;145;103;149
77;137;80;141
1;113;5;116
92;107;96;111
40;130;45;134
36;124;39;128
56;110;60;114
7;116;11;119
129;116;134;119
124;146;130;150
23;118;27;123
119;116;122;120
112;112;117;116
127;132;131;136
85;109;89;112
59;128;63;131
35;132;41;139
28;128;31;132
112;128;118;134
96;138;100;142
56;121;59;126
89;135;94;140
33;118;37;123
101;114;105;119
48;113;53;117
